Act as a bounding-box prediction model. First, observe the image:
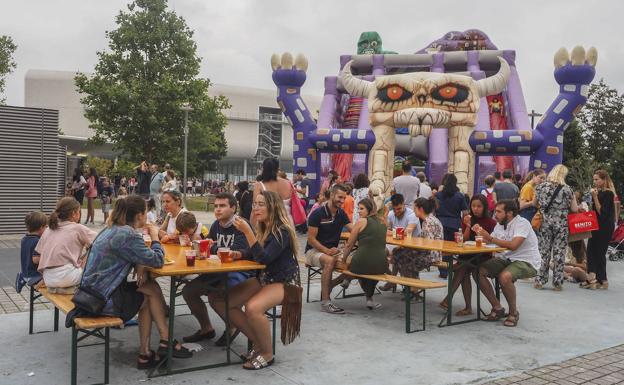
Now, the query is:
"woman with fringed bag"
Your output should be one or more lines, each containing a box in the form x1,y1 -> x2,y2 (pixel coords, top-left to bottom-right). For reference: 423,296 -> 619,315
216,190 -> 302,370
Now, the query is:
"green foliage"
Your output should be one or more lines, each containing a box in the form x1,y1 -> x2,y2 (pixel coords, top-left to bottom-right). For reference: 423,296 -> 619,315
85,156 -> 114,177
0,35 -> 17,104
75,0 -> 229,175
113,159 -> 138,177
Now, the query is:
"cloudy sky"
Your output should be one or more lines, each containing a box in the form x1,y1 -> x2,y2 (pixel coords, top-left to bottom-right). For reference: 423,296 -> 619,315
2,0 -> 622,113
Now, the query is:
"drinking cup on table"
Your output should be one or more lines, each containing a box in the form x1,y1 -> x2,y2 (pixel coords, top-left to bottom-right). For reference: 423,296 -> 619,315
396,227 -> 405,240
179,234 -> 191,247
475,235 -> 484,247
198,239 -> 211,259
218,247 -> 232,263
185,249 -> 196,267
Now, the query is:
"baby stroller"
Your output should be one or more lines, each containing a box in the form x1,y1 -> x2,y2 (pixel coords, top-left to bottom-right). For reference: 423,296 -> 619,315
607,220 -> 624,261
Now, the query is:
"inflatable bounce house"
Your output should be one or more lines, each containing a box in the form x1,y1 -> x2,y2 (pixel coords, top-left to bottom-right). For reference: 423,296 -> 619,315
271,30 -> 597,206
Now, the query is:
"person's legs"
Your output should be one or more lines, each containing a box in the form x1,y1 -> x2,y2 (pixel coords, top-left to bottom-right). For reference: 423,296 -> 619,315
536,225 -> 553,286
136,281 -> 169,339
137,299 -> 152,355
211,278 -> 262,343
243,283 -> 284,363
181,278 -> 214,334
498,270 -> 516,315
440,265 -> 467,308
477,259 -> 505,311
319,253 -> 337,302
552,230 -> 568,287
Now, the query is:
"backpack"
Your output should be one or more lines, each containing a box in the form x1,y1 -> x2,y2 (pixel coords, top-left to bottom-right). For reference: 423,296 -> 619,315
485,188 -> 495,212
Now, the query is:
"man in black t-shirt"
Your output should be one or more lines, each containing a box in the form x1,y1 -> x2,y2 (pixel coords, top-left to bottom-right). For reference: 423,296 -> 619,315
182,192 -> 250,346
306,184 -> 353,314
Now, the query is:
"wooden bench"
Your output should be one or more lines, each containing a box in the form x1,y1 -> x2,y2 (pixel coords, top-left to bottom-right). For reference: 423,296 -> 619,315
297,258 -> 446,332
30,287 -> 123,385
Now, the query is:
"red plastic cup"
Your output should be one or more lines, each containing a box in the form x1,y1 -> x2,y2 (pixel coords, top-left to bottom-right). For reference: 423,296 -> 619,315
185,250 -> 196,267
199,239 -> 211,259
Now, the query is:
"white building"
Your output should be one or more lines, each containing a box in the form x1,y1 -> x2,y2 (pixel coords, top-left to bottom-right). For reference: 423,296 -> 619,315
24,69 -> 321,181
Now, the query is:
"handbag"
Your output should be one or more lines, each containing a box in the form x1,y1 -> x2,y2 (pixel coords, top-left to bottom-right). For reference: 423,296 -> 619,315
568,210 -> 600,234
280,254 -> 303,345
290,183 -> 306,226
532,184 -> 564,230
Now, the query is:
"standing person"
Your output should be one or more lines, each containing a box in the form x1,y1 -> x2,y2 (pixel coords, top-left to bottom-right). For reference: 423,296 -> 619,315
305,184 -> 353,314
79,196 -> 192,368
533,165 -> 578,290
162,170 -> 177,192
149,164 -> 164,213
343,183 -> 355,223
320,170 -> 339,196
492,170 -> 520,203
84,167 -> 99,225
253,158 -> 294,226
294,169 -> 311,209
113,173 -> 121,197
213,191 -> 300,370
135,161 -> 151,198
436,174 -> 468,278
100,177 -> 115,224
474,200 -> 541,327
518,169 -> 546,222
440,194 -> 497,315
392,162 -> 420,206
416,171 -> 432,199
583,170 -> 616,290
480,175 -> 497,215
237,181 -> 253,221
35,197 -> 97,292
352,173 -> 371,223
341,198 -> 387,309
71,168 -> 87,206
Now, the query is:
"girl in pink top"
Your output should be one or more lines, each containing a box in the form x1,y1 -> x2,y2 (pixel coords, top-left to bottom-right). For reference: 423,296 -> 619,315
84,167 -> 98,224
36,197 -> 97,292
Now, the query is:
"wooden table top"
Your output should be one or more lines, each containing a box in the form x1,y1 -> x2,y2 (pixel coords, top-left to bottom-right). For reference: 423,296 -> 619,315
341,232 -> 507,255
149,243 -> 265,277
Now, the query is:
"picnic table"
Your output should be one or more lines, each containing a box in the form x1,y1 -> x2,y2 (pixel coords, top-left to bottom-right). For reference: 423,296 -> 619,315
341,232 -> 507,327
148,243 -> 265,377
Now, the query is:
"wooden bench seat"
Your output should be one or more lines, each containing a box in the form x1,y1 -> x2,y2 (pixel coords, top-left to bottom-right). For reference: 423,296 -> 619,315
30,287 -> 122,385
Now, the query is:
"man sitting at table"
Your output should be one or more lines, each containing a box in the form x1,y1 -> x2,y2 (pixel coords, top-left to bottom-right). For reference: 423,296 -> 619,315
474,199 -> 541,327
379,194 -> 421,291
181,192 -> 251,345
305,184 -> 353,314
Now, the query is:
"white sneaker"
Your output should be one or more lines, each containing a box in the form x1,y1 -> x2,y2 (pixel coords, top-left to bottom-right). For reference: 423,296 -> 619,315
321,302 -> 345,314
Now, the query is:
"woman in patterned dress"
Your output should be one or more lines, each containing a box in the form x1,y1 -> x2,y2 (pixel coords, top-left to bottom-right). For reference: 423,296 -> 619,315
351,173 -> 372,223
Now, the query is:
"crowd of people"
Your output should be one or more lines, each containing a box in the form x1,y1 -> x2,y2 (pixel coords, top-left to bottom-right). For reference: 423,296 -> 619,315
15,156 -> 621,371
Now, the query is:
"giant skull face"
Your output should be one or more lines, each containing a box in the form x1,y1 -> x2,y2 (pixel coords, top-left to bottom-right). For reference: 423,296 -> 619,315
341,57 -> 510,134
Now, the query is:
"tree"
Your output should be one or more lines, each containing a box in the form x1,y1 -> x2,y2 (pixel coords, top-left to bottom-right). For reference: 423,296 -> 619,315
75,0 -> 229,174
562,120 -> 585,164
0,35 -> 17,104
576,79 -> 624,165
85,156 -> 113,177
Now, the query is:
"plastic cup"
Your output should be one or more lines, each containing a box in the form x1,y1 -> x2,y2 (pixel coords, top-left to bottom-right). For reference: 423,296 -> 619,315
475,236 -> 484,247
179,234 -> 191,247
396,227 -> 405,240
198,239 -> 211,259
218,247 -> 232,263
185,249 -> 196,267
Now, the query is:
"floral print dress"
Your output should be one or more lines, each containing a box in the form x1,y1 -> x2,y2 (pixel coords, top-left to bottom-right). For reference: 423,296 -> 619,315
394,214 -> 444,278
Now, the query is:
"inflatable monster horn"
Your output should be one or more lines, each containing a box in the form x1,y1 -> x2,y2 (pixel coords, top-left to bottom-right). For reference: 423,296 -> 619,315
341,60 -> 374,97
476,57 -> 510,97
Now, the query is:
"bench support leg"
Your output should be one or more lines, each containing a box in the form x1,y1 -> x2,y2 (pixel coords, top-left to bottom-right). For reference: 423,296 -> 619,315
306,267 -> 311,303
104,327 -> 110,384
404,287 -> 410,333
54,307 -> 59,332
29,287 -> 35,335
71,326 -> 78,385
272,306 -> 277,355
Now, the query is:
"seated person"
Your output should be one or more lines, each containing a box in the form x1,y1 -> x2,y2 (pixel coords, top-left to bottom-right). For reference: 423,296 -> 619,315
36,197 -> 97,293
181,193 -> 251,346
159,190 -> 186,243
214,191 -> 300,370
440,194 -> 497,316
308,190 -> 330,220
474,199 -> 541,327
16,211 -> 48,292
394,198 -> 443,281
305,184 -> 353,314
341,198 -> 387,309
80,196 -> 191,369
380,193 -> 421,290
175,211 -> 209,241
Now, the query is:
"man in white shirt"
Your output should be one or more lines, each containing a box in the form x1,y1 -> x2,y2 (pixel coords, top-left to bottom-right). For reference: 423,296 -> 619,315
416,172 -> 432,199
474,199 -> 541,328
392,162 -> 420,206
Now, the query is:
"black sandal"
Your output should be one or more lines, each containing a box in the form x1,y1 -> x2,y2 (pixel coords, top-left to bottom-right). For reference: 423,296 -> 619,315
137,350 -> 159,369
157,339 -> 193,359
483,307 -> 506,322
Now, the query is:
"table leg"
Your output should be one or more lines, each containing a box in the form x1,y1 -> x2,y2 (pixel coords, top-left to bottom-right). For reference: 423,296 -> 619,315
476,256 -> 482,321
166,277 -> 177,374
224,276 -> 231,364
446,255 -> 455,326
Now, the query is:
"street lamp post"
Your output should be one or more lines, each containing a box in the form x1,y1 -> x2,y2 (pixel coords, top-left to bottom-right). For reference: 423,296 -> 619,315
528,109 -> 543,129
180,103 -> 193,202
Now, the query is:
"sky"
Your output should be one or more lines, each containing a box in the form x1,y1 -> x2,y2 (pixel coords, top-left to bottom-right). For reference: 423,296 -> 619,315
1,0 -> 623,114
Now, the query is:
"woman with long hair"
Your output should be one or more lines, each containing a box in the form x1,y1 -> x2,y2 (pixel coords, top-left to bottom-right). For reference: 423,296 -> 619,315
533,164 -> 578,290
35,197 -> 96,292
237,181 -> 253,220
583,169 -> 616,290
440,194 -> 497,315
341,198 -> 387,309
213,190 -> 300,370
435,173 -> 468,278
84,167 -> 98,224
80,196 -> 192,369
71,168 -> 87,206
253,157 -> 294,225
158,190 -> 186,242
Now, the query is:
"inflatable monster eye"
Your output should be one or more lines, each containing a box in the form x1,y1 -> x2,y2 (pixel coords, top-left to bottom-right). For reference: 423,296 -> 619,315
371,41 -> 378,47
378,84 -> 412,103
432,83 -> 469,104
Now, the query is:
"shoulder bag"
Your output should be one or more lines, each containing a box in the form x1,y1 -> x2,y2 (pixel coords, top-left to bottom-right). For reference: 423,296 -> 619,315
531,184 -> 564,230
